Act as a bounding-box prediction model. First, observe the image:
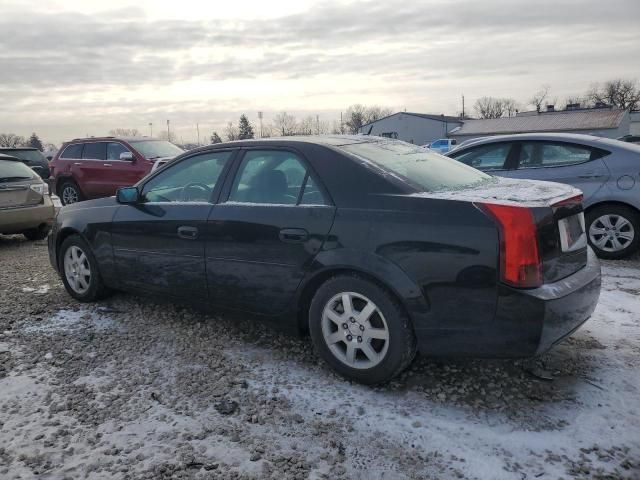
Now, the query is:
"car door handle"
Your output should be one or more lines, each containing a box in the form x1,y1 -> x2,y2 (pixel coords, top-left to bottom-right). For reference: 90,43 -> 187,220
279,228 -> 308,243
103,163 -> 112,167
74,162 -> 82,165
177,226 -> 199,240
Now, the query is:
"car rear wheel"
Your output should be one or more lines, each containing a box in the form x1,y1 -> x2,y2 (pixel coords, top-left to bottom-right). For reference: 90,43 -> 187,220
23,226 -> 50,241
59,235 -> 110,302
309,275 -> 416,384
60,181 -> 83,206
586,205 -> 639,259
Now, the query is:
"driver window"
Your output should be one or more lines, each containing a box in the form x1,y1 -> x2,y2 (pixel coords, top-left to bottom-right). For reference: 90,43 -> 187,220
142,151 -> 231,203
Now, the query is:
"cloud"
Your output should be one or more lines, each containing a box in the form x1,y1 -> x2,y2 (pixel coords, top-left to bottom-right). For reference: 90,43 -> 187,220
0,0 -> 638,143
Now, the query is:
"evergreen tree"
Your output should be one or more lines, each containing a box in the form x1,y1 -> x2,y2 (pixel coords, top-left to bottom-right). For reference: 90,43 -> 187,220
210,131 -> 222,144
28,132 -> 43,151
237,115 -> 255,140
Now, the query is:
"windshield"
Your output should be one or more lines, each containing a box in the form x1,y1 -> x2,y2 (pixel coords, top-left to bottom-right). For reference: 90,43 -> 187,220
129,140 -> 184,159
0,159 -> 36,182
339,140 -> 492,192
5,149 -> 46,162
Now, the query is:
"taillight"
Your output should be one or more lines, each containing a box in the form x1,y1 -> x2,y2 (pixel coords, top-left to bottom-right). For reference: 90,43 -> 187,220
478,203 -> 542,288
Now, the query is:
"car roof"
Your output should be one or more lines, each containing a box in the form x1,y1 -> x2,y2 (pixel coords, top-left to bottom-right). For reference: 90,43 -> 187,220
66,136 -> 159,143
0,147 -> 38,151
195,134 -> 396,150
0,153 -> 21,161
449,132 -> 640,154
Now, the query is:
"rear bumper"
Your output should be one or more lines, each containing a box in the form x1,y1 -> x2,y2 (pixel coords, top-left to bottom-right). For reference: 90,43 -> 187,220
414,248 -> 601,357
0,197 -> 55,234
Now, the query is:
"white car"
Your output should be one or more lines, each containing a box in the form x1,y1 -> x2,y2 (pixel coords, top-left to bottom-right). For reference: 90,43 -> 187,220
424,138 -> 457,154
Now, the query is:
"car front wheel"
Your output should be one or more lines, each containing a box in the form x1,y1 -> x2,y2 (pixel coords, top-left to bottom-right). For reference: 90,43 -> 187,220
59,181 -> 83,206
309,275 -> 416,384
586,205 -> 639,259
59,235 -> 110,302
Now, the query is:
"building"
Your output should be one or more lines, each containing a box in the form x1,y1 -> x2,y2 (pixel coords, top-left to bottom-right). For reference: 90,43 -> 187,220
630,111 -> 640,136
358,112 -> 463,145
448,106 -> 630,143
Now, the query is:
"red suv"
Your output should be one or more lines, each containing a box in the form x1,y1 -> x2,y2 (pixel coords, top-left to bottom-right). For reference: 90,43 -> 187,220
50,137 -> 184,205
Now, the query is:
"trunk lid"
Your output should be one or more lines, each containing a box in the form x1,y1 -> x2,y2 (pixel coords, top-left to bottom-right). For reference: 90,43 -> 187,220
420,177 -> 587,285
0,159 -> 42,208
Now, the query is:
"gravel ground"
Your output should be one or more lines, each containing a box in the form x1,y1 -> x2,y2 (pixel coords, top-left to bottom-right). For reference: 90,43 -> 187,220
0,234 -> 639,479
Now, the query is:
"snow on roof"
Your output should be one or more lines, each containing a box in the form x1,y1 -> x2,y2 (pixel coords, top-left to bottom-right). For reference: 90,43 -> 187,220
451,109 -> 627,136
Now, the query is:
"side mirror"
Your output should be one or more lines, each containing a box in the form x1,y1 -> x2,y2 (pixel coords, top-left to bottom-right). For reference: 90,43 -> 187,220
119,152 -> 134,161
116,186 -> 140,204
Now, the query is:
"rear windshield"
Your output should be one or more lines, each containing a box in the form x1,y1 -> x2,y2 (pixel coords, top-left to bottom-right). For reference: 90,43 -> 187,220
5,149 -> 46,163
128,140 -> 184,159
0,159 -> 36,181
339,140 -> 492,192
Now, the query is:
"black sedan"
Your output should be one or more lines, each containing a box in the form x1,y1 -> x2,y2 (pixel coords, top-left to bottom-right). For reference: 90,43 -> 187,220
49,136 -> 601,384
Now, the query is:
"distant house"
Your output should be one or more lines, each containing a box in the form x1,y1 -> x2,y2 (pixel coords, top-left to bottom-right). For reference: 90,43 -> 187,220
448,106 -> 630,143
358,112 -> 463,145
630,111 -> 640,136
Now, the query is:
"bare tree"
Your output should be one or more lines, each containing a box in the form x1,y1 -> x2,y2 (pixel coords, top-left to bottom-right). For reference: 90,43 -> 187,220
108,128 -> 140,137
272,112 -> 297,136
529,85 -> 555,112
157,131 -> 177,143
331,120 -> 346,135
297,116 -> 316,135
587,79 -> 640,111
345,104 -> 368,134
224,122 -> 239,141
503,99 -> 519,117
563,95 -> 585,107
473,97 -> 508,119
365,106 -> 393,123
0,133 -> 26,147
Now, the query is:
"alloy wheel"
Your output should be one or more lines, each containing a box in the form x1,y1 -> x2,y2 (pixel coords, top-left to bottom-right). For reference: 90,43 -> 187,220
62,186 -> 79,205
64,245 -> 91,294
321,292 -> 390,370
588,214 -> 635,253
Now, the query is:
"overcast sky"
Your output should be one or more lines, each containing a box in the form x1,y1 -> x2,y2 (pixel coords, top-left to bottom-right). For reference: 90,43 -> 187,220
1,0 -> 638,145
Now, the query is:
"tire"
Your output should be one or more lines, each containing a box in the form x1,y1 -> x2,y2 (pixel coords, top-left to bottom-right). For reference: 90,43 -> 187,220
23,226 -> 50,241
308,274 -> 416,385
586,204 -> 640,259
58,234 -> 111,302
59,180 -> 83,206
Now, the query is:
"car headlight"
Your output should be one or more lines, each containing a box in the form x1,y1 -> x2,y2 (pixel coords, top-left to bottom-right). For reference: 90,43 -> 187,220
30,183 -> 49,195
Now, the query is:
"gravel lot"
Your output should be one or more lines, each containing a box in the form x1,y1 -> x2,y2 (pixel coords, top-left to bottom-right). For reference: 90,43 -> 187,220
1,235 -> 639,479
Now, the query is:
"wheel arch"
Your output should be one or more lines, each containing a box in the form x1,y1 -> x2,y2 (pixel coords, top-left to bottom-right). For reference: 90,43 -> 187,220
585,200 -> 640,217
55,227 -> 85,267
56,176 -> 84,198
295,262 -> 423,336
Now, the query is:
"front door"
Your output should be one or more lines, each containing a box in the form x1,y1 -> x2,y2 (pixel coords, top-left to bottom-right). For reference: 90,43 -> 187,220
206,148 -> 336,315
111,149 -> 234,299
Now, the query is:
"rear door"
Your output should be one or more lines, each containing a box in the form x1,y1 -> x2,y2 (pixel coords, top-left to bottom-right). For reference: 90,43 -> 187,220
74,142 -> 110,198
206,148 -> 336,314
499,141 -> 610,204
54,143 -> 84,191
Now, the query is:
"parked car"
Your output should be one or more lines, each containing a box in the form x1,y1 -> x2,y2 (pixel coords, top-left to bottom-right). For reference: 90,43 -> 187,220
50,137 -> 184,206
49,136 -> 600,384
425,138 -> 457,154
0,147 -> 51,179
447,133 -> 640,259
0,154 -> 55,240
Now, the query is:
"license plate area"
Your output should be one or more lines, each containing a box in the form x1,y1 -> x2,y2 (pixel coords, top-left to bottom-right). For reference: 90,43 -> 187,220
558,212 -> 587,252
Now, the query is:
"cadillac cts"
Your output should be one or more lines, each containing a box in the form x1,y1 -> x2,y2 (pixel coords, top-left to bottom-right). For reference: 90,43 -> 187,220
49,136 -> 601,384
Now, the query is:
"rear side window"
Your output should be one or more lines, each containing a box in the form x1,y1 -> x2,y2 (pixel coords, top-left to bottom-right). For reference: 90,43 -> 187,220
518,142 -> 598,168
6,150 -> 46,162
450,143 -> 511,170
0,160 -> 35,180
340,140 -> 491,192
82,142 -> 107,160
61,144 -> 83,159
228,150 -> 324,205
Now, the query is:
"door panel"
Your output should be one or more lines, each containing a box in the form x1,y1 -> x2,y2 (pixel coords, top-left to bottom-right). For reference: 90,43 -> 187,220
75,142 -> 109,198
206,204 -> 335,314
105,142 -> 150,196
112,203 -> 213,299
498,142 -> 610,203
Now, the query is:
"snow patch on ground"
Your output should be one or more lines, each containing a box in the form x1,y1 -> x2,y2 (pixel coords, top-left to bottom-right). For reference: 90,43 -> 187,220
22,308 -> 116,334
21,284 -> 50,294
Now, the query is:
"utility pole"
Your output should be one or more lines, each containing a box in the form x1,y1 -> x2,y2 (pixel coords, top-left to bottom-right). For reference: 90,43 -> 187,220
166,120 -> 170,141
316,114 -> 320,135
258,112 -> 263,138
461,94 -> 465,119
196,123 -> 200,146
149,122 -> 153,137
340,112 -> 343,134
